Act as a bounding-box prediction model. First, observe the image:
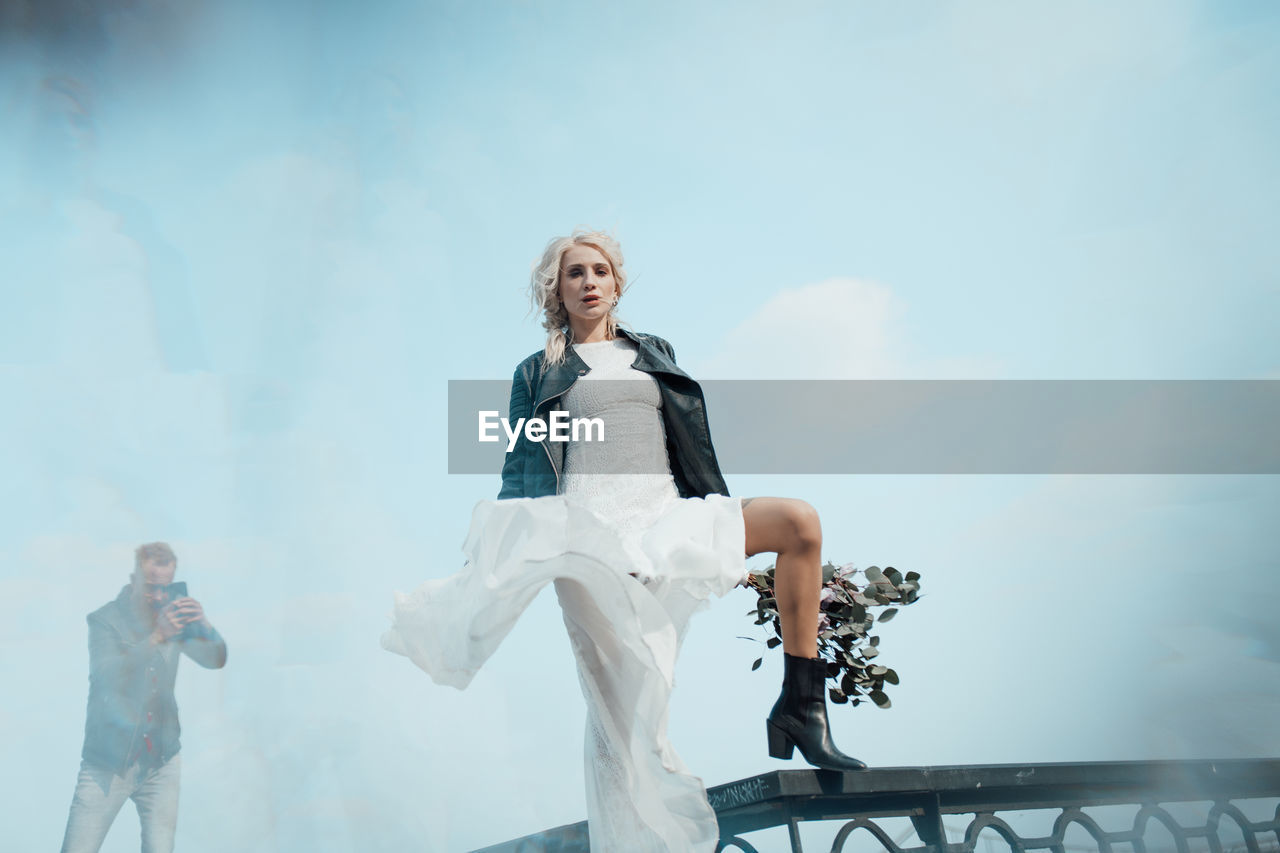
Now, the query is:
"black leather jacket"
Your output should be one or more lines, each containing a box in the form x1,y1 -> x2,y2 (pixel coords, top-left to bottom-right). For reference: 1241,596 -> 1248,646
498,327 -> 730,500
80,585 -> 227,775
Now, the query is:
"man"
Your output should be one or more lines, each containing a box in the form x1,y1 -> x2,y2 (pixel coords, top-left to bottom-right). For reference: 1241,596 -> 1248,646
60,542 -> 227,853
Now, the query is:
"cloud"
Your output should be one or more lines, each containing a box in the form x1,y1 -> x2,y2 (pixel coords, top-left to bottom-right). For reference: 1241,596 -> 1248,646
695,277 -> 1002,379
695,278 -> 902,379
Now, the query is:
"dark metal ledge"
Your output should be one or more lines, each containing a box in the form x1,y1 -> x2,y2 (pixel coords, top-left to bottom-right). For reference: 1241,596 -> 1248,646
474,758 -> 1280,852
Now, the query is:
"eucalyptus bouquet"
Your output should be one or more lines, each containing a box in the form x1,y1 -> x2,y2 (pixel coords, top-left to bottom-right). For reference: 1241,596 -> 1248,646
745,562 -> 922,708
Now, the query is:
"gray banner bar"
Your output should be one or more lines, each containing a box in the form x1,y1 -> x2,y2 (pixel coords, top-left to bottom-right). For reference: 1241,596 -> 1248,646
448,380 -> 1280,475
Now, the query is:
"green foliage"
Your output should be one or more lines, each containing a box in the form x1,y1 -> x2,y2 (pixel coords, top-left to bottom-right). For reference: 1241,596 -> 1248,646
744,562 -> 923,711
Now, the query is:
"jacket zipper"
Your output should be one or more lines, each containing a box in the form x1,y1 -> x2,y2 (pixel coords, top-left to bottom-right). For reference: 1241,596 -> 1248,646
541,422 -> 559,493
533,389 -> 567,493
532,351 -> 599,494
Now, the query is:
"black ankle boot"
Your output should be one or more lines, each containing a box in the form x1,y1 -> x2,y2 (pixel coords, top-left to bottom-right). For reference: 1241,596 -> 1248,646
766,653 -> 868,771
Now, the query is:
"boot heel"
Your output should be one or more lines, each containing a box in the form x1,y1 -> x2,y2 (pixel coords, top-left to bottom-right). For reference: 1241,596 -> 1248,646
766,722 -> 794,759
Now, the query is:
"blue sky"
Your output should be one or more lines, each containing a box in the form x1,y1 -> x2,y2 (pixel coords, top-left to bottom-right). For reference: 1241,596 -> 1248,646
2,2 -> 1278,851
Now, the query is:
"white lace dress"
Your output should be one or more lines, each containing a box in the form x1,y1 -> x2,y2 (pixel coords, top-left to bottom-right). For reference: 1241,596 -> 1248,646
383,338 -> 746,852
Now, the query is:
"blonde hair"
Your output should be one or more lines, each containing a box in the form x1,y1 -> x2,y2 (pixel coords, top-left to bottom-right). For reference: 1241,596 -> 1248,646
529,228 -> 628,364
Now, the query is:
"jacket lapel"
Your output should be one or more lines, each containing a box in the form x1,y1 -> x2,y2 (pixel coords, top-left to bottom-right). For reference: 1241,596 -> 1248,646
108,585 -> 149,643
616,328 -> 689,378
534,347 -> 589,411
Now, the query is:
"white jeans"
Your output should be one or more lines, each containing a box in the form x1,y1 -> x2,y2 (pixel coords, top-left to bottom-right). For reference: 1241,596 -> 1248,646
59,754 -> 181,853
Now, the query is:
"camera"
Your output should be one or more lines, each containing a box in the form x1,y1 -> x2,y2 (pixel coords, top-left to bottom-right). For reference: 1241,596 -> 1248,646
161,581 -> 210,641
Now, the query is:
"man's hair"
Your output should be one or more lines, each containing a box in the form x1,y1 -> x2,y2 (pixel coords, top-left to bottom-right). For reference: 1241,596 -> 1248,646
135,542 -> 177,568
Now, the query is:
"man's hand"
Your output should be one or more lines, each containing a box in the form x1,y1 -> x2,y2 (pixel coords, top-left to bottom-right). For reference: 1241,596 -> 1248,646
151,602 -> 187,643
170,597 -> 207,628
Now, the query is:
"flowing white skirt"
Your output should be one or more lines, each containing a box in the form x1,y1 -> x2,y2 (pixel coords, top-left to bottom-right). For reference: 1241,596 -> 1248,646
382,492 -> 746,852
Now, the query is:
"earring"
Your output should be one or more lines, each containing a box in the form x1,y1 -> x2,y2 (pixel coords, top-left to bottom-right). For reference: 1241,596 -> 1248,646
612,296 -> 619,306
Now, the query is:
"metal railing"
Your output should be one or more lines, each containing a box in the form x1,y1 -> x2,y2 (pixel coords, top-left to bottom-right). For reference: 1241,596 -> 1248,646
474,758 -> 1280,853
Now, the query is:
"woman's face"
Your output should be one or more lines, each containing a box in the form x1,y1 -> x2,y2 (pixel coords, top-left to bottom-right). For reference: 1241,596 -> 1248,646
558,244 -> 617,325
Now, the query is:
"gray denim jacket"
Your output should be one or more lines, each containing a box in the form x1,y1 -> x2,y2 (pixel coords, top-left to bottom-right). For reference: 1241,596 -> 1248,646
80,586 -> 227,775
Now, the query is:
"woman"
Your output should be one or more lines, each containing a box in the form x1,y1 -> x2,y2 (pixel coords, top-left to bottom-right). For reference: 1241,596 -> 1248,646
384,229 -> 865,852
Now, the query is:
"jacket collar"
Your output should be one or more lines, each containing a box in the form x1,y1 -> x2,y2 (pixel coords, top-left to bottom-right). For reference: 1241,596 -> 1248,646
534,341 -> 588,408
107,583 -> 153,637
535,327 -> 682,409
616,327 -> 681,375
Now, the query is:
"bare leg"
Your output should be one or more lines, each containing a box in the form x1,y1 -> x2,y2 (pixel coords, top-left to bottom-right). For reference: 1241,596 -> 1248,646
742,496 -> 822,658
742,496 -> 868,770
